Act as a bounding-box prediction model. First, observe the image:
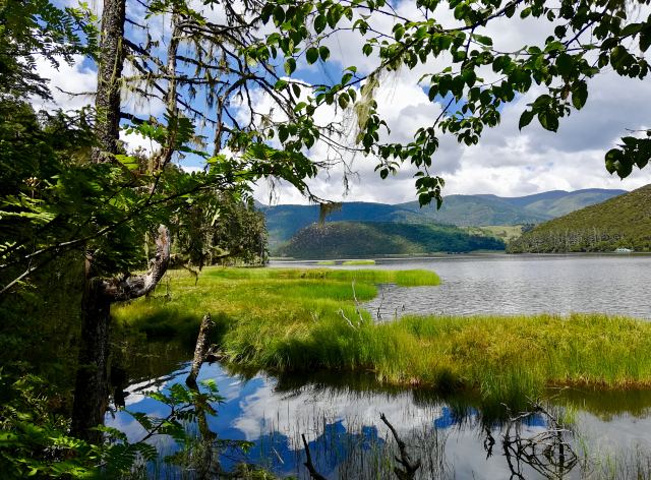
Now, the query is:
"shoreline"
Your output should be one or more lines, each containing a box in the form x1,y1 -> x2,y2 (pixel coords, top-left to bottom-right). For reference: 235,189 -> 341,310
114,266 -> 651,405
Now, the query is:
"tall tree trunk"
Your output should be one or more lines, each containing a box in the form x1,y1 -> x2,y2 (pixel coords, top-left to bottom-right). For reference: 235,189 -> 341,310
71,0 -> 127,444
93,0 -> 126,162
72,226 -> 171,442
71,278 -> 112,444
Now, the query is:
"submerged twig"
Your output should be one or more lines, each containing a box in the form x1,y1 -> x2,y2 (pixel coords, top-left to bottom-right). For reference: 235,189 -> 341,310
380,413 -> 422,480
186,313 -> 216,388
301,433 -> 327,480
501,399 -> 578,479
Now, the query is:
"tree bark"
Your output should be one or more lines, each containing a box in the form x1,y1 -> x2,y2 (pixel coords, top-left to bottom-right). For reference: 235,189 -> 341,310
186,313 -> 215,388
71,277 -> 112,444
93,0 -> 126,162
72,225 -> 170,442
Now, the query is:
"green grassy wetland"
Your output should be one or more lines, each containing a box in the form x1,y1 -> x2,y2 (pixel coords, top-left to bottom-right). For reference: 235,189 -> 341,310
115,267 -> 651,407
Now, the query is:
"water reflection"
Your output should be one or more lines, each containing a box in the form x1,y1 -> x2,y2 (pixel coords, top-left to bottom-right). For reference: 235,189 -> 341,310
106,354 -> 651,479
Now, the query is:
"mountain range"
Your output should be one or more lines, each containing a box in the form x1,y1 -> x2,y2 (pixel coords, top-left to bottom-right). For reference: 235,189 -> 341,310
260,188 -> 626,249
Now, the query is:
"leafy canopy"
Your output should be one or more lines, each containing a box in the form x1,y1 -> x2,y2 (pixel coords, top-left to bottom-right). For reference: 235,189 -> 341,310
241,0 -> 651,205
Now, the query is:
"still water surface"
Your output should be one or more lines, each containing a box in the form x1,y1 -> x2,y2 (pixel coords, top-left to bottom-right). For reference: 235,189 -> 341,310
276,254 -> 651,319
108,255 -> 651,478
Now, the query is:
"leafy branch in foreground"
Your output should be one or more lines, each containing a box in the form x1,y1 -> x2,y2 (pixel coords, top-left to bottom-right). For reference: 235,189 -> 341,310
247,0 -> 651,204
0,370 -> 238,480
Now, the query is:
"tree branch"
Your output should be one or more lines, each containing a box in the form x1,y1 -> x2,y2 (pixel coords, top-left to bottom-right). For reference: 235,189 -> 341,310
380,413 -> 421,480
100,224 -> 170,301
301,433 -> 327,480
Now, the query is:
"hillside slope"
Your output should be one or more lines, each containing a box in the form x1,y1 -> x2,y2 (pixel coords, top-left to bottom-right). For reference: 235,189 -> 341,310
507,184 -> 651,253
398,195 -> 550,226
262,189 -> 625,246
277,222 -> 505,259
516,188 -> 627,217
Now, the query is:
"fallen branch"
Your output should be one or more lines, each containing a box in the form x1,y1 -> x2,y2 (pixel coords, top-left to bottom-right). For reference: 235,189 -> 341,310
380,413 -> 422,480
301,433 -> 327,480
186,313 -> 216,388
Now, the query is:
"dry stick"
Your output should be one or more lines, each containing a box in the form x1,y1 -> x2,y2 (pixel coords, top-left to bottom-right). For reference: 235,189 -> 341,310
186,313 -> 216,388
301,433 -> 327,480
184,313 -> 220,479
380,413 -> 422,480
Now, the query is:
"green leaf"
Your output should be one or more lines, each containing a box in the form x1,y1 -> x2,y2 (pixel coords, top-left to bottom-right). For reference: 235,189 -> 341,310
284,58 -> 296,75
306,47 -> 319,64
571,81 -> 588,110
393,24 -> 405,41
314,15 -> 327,33
319,46 -> 330,61
556,53 -> 573,76
519,109 -> 535,130
272,6 -> 285,25
473,34 -> 493,47
641,31 -> 651,53
538,110 -> 559,132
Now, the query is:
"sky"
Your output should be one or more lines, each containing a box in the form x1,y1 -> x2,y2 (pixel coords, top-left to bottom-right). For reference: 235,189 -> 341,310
37,0 -> 651,205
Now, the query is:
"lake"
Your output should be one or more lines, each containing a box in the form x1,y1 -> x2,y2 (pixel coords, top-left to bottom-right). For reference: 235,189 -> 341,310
276,254 -> 651,319
107,255 -> 651,478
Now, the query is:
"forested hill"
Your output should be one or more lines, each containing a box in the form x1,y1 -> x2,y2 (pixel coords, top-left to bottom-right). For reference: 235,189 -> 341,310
507,184 -> 651,253
260,188 -> 625,247
276,222 -> 505,259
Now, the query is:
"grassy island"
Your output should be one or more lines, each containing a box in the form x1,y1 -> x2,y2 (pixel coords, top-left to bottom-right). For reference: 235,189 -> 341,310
115,267 -> 651,406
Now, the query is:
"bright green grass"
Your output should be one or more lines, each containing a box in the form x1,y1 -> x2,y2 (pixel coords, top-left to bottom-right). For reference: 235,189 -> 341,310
316,260 -> 336,265
115,266 -> 651,406
342,259 -> 376,265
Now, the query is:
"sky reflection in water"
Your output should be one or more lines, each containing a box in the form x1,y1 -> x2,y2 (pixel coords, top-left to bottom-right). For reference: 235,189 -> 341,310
108,256 -> 651,478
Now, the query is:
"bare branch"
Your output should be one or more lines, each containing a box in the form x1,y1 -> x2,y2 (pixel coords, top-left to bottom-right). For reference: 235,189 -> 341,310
301,433 -> 327,480
100,224 -> 170,301
380,413 -> 422,480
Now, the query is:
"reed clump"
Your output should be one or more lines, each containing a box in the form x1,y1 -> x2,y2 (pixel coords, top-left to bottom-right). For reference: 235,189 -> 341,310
114,267 -> 651,404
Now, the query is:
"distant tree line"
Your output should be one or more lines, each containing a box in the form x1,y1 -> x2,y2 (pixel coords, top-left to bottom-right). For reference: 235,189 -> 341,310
507,228 -> 650,253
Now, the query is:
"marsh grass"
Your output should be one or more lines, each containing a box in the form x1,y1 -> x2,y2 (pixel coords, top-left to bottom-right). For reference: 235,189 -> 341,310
115,266 -> 651,408
342,259 -> 376,265
316,260 -> 336,265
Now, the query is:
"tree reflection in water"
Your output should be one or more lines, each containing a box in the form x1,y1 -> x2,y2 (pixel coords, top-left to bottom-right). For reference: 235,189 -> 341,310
483,401 -> 578,480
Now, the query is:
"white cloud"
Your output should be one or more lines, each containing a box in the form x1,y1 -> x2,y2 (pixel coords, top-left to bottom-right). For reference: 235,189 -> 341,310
253,0 -> 651,204
39,0 -> 651,204
32,55 -> 97,111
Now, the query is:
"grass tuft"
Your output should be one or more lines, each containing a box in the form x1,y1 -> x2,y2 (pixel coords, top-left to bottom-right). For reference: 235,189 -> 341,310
115,266 -> 651,407
342,259 -> 376,265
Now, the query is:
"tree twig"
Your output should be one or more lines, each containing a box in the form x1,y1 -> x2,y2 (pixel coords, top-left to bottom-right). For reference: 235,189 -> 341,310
301,433 -> 327,480
380,413 -> 422,480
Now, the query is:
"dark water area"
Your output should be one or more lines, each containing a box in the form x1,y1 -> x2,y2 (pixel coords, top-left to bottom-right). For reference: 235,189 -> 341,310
274,254 -> 651,319
107,255 -> 651,478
